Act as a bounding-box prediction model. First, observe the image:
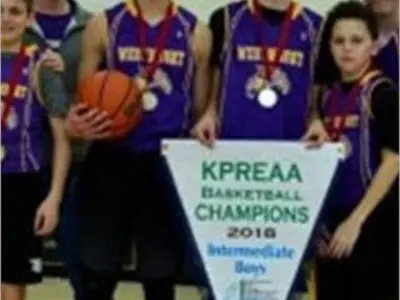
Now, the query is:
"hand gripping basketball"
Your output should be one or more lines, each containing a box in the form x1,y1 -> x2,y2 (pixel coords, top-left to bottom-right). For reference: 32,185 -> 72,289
77,70 -> 144,138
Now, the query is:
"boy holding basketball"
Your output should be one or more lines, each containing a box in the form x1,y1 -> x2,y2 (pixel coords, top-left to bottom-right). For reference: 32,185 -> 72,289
1,0 -> 71,299
64,0 -> 211,299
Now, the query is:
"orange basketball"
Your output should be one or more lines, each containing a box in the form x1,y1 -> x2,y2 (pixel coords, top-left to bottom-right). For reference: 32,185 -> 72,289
77,70 -> 143,137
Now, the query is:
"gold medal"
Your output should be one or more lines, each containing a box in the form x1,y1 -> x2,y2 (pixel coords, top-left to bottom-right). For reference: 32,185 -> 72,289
253,76 -> 265,91
135,76 -> 148,91
1,144 -> 6,161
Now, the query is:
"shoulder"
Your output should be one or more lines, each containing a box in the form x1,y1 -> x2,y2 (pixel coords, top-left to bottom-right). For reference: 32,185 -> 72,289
225,0 -> 248,13
299,5 -> 322,22
209,6 -> 224,23
210,1 -> 248,21
209,1 -> 247,29
175,5 -> 199,32
105,1 -> 126,14
366,75 -> 398,114
296,5 -> 323,35
209,6 -> 225,34
104,2 -> 128,25
82,11 -> 109,50
370,77 -> 397,102
86,12 -> 108,32
71,1 -> 92,23
176,5 -> 197,21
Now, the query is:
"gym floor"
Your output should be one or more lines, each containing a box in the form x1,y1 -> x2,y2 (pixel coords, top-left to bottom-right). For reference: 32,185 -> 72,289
29,278 -> 312,300
29,278 -> 203,300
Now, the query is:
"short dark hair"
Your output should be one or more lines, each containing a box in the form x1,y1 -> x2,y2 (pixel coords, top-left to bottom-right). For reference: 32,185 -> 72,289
22,0 -> 33,13
314,1 -> 379,85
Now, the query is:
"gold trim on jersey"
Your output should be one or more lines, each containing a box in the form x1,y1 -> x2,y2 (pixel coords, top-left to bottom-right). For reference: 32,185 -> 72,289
247,0 -> 302,20
359,69 -> 381,86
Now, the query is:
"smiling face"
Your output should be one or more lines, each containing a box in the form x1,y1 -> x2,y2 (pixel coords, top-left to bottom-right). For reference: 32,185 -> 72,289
330,18 -> 376,79
1,0 -> 32,47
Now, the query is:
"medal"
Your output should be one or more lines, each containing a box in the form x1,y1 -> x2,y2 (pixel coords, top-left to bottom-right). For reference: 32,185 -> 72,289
258,87 -> 278,108
136,0 -> 173,80
1,46 -> 26,162
327,70 -> 379,141
253,76 -> 265,91
135,76 -> 148,91
2,46 -> 26,128
252,0 -> 295,108
340,135 -> 352,159
142,92 -> 159,111
1,144 -> 6,161
7,109 -> 18,130
134,1 -> 173,110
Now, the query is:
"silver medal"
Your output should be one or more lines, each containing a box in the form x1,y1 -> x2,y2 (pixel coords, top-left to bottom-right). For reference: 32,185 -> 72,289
258,87 -> 278,108
142,92 -> 159,111
7,109 -> 18,130
340,135 -> 352,159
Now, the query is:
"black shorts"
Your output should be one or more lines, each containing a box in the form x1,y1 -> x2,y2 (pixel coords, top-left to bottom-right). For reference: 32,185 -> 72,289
2,172 -> 45,285
76,142 -> 185,280
316,202 -> 397,300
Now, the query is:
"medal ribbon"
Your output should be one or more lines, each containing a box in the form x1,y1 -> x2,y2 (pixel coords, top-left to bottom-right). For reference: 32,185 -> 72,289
135,0 -> 174,81
1,46 -> 26,128
253,0 -> 295,80
327,70 -> 379,141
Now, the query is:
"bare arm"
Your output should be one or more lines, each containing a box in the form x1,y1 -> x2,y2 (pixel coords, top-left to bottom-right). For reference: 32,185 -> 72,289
192,21 -> 212,120
204,7 -> 225,119
64,13 -> 112,140
47,116 -> 72,204
207,68 -> 221,117
308,85 -> 323,122
79,13 -> 108,81
33,60 -> 71,206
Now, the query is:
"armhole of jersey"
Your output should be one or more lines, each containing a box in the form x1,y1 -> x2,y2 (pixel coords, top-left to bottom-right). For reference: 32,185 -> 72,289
31,62 -> 45,107
221,6 -> 231,63
296,10 -> 321,120
362,77 -> 392,120
103,4 -> 129,68
174,8 -> 197,65
105,9 -> 122,68
103,11 -> 111,47
189,18 -> 198,60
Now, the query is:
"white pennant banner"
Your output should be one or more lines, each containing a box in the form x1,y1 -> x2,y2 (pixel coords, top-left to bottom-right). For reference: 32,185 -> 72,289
163,140 -> 343,300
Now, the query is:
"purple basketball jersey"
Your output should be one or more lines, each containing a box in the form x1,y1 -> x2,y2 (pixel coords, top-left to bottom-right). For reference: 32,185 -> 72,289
1,46 -> 47,174
375,32 -> 399,85
321,72 -> 388,209
105,2 -> 197,152
219,1 -> 322,140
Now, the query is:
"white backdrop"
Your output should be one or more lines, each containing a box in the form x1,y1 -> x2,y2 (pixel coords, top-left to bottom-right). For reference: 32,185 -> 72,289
79,0 -> 339,20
